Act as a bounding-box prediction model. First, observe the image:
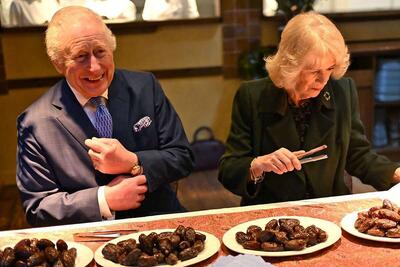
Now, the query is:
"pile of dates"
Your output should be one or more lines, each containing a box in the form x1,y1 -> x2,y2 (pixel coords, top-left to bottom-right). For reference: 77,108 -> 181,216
235,218 -> 328,251
0,238 -> 77,267
355,199 -> 400,237
102,225 -> 206,266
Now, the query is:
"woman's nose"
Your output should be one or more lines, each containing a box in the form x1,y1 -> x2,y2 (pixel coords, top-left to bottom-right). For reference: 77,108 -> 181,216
317,71 -> 330,84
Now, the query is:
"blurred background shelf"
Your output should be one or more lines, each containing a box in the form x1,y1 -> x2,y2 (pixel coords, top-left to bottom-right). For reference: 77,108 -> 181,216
373,146 -> 400,161
375,100 -> 400,108
347,40 -> 400,162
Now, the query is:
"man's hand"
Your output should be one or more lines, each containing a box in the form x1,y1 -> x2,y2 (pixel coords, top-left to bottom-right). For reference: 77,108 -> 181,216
105,175 -> 148,211
85,137 -> 137,174
251,148 -> 304,176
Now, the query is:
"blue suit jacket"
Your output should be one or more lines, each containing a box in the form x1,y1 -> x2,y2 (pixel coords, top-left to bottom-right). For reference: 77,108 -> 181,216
17,69 -> 194,226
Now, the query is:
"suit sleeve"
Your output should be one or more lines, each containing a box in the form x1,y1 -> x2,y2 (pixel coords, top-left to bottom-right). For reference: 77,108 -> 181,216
16,115 -> 102,226
344,78 -> 399,190
135,74 -> 194,192
218,85 -> 258,198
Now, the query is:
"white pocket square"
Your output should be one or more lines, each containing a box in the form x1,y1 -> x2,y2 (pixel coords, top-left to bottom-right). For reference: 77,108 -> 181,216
133,116 -> 152,132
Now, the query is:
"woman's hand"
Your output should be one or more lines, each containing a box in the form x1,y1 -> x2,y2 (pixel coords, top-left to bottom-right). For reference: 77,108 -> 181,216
251,148 -> 305,176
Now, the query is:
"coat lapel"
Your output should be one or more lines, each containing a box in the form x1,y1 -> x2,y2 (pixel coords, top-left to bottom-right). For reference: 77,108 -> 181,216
302,82 -> 336,195
303,82 -> 335,150
52,80 -> 98,149
259,86 -> 301,151
258,85 -> 305,185
265,115 -> 301,151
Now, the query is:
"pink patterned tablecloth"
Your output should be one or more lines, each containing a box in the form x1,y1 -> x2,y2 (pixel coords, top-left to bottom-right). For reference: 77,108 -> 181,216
2,197 -> 400,266
76,198 -> 400,266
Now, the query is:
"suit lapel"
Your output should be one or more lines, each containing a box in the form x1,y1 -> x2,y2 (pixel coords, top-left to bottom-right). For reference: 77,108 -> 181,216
108,72 -> 133,144
52,80 -> 98,149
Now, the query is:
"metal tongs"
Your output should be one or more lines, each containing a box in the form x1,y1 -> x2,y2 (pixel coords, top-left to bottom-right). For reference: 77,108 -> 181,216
73,229 -> 138,242
251,145 -> 328,184
297,144 -> 328,164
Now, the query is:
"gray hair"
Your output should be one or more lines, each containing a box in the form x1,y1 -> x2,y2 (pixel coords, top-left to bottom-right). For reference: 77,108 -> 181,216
45,6 -> 116,67
266,12 -> 350,89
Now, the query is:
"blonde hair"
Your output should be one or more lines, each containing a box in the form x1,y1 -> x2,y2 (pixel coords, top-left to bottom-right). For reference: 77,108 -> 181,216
45,6 -> 116,67
266,12 -> 350,89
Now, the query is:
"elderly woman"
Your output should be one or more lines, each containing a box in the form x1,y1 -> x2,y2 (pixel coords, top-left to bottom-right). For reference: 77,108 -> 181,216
218,12 -> 400,206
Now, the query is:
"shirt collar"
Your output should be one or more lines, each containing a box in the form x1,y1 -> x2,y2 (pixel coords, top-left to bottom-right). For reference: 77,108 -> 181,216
67,80 -> 109,107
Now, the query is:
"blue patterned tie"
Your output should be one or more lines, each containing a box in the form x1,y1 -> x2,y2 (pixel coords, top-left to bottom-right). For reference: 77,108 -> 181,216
90,96 -> 113,138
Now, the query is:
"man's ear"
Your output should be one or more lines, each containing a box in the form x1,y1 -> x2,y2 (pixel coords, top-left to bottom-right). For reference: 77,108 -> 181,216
51,60 -> 66,75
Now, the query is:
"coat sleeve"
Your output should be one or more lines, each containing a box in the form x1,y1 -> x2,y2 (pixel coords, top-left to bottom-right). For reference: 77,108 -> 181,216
218,84 -> 259,198
344,78 -> 399,190
16,114 -> 102,226
135,74 -> 194,192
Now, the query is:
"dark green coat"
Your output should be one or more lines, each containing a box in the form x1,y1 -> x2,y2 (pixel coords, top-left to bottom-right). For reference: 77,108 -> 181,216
218,77 -> 398,206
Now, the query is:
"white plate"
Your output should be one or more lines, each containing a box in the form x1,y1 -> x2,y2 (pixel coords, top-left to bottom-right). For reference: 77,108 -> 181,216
341,210 -> 400,243
222,216 -> 341,257
1,241 -> 93,267
94,229 -> 220,266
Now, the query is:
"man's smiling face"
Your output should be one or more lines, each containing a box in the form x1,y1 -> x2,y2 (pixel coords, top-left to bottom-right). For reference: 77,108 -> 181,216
59,17 -> 115,98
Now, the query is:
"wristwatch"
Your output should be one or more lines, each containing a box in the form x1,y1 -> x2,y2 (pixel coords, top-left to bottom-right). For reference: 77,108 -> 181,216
130,163 -> 143,176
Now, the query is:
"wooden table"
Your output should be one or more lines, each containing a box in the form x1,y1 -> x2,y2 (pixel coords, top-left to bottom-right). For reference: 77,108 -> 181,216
1,191 -> 399,266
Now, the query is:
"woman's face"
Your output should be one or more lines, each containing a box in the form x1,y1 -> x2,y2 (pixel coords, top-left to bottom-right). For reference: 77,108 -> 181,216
291,53 -> 335,104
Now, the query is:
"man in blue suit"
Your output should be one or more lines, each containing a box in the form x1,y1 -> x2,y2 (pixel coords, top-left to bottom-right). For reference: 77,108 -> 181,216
16,6 -> 194,226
